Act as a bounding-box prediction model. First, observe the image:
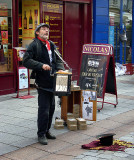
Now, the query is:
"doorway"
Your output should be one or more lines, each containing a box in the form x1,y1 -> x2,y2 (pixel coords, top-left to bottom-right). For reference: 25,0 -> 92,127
63,2 -> 84,82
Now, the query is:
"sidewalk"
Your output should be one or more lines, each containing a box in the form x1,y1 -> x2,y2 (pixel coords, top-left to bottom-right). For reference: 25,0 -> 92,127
0,75 -> 134,160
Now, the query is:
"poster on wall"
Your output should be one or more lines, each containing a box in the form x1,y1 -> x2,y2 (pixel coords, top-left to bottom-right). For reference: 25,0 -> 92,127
0,17 -> 8,30
19,67 -> 28,89
1,31 -> 8,44
81,90 -> 97,121
42,2 -> 63,54
22,0 -> 40,48
0,3 -> 8,16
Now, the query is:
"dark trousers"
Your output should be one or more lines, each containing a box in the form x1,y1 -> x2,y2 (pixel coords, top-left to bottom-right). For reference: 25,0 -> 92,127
37,89 -> 55,137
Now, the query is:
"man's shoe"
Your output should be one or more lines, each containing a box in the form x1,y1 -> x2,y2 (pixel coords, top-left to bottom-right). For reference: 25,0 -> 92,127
46,132 -> 56,139
38,136 -> 48,145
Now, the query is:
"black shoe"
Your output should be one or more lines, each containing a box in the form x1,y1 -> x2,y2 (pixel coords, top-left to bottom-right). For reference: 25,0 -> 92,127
38,136 -> 48,145
46,132 -> 56,139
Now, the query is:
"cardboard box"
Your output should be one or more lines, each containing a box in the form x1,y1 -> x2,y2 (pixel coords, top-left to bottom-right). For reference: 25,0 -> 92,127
68,125 -> 77,131
78,124 -> 87,130
54,124 -> 64,129
55,119 -> 64,125
67,113 -> 74,119
67,118 -> 77,125
76,118 -> 87,125
74,113 -> 80,119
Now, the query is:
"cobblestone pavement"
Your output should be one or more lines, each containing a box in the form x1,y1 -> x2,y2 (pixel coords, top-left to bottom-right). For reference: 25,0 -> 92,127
0,75 -> 134,160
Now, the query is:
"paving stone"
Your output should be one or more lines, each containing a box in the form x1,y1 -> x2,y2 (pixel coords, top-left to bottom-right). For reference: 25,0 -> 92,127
4,146 -> 50,160
73,154 -> 85,159
33,139 -> 72,153
56,144 -> 86,157
113,151 -> 129,158
0,156 -> 11,160
129,132 -> 134,135
97,153 -> 113,159
110,156 -> 133,160
9,138 -> 37,148
82,156 -> 99,160
57,131 -> 90,145
0,124 -> 31,135
125,148 -> 134,155
16,129 -> 37,139
0,143 -> 19,156
82,151 -> 100,156
0,132 -> 28,144
119,136 -> 134,143
39,154 -> 74,160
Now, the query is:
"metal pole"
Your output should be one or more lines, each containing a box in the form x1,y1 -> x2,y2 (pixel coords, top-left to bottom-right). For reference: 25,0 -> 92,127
120,0 -> 123,64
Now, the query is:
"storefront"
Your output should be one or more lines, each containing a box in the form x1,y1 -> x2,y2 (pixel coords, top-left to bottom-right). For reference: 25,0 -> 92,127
109,0 -> 133,64
0,0 -> 18,95
93,0 -> 134,64
0,0 -> 92,95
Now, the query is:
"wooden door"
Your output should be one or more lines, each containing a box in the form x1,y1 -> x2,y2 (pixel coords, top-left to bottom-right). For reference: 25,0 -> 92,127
63,2 -> 83,82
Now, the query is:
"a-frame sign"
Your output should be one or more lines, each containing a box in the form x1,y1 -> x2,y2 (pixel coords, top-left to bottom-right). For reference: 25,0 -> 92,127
79,43 -> 118,111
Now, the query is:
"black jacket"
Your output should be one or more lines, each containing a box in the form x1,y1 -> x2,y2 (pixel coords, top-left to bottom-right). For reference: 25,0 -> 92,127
22,38 -> 65,90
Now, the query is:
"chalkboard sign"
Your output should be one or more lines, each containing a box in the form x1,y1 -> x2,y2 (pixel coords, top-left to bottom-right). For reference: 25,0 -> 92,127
79,54 -> 107,97
79,44 -> 117,105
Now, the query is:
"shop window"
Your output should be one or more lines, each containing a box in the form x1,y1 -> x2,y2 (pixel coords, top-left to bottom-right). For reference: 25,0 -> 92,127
19,0 -> 40,48
123,0 -> 132,63
109,0 -> 132,63
0,0 -> 13,73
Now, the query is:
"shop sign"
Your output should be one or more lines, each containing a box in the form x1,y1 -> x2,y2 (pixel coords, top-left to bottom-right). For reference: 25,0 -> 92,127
83,44 -> 110,55
79,44 -> 116,98
42,2 -> 63,54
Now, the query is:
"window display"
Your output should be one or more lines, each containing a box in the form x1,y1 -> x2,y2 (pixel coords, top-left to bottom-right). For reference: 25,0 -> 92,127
0,0 -> 12,73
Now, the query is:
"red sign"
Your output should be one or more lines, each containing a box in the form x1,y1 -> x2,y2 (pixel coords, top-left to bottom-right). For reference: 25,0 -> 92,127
42,2 -> 63,54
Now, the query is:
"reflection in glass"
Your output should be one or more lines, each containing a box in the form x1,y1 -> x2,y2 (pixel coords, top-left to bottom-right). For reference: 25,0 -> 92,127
109,0 -> 132,63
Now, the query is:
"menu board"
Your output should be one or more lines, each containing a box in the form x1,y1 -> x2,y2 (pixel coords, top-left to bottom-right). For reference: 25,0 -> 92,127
42,2 -> 63,54
79,44 -> 117,98
79,54 -> 107,97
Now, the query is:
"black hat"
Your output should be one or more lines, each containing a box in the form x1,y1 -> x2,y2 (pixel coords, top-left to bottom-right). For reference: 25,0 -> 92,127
35,23 -> 50,36
96,133 -> 116,146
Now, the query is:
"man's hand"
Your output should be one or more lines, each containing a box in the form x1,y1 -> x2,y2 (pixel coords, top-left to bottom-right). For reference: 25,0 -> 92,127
42,64 -> 51,70
57,70 -> 64,72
